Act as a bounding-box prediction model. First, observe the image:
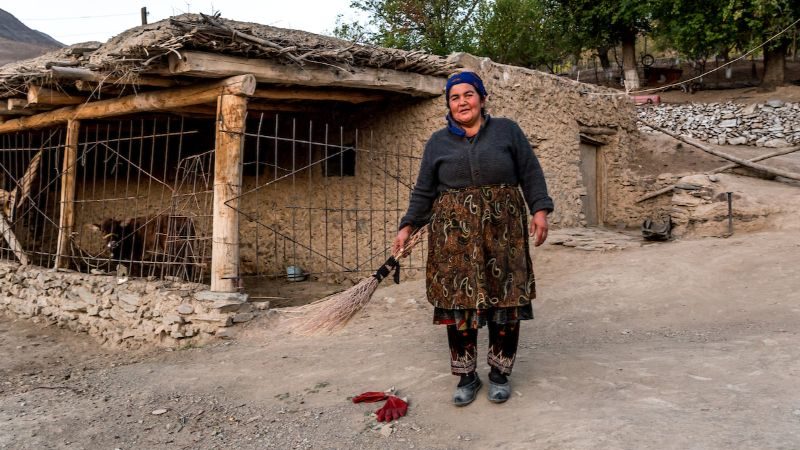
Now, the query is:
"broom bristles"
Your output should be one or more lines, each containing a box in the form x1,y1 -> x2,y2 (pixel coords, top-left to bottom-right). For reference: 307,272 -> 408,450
286,225 -> 428,335
288,277 -> 380,334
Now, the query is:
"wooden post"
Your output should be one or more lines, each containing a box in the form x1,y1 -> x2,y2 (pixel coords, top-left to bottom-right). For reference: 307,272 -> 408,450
141,7 -> 148,25
0,212 -> 29,265
55,120 -> 80,269
210,94 -> 247,292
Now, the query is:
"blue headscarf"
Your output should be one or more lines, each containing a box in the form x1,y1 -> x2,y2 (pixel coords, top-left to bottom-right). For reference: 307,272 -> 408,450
445,71 -> 488,137
445,71 -> 488,103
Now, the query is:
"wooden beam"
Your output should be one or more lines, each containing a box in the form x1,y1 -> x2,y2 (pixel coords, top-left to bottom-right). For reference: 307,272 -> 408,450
642,121 -> 800,181
211,94 -> 247,293
7,98 -> 28,110
0,108 -> 35,117
7,98 -> 56,114
50,66 -> 176,88
0,74 -> 256,133
709,146 -> 800,174
73,80 -> 125,96
168,51 -> 445,97
55,120 -> 80,269
247,102 -> 319,113
0,212 -> 29,265
636,145 -> 800,203
27,85 -> 86,107
171,105 -> 218,117
252,87 -> 386,103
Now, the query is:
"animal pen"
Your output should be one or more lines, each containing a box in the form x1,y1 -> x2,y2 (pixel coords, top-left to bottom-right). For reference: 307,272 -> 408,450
0,14 -> 453,298
0,109 -> 429,283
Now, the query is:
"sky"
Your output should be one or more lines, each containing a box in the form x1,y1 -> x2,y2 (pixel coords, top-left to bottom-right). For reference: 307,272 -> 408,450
2,0 -> 359,45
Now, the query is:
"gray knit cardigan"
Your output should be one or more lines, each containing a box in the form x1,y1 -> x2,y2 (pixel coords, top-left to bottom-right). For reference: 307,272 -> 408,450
399,116 -> 554,230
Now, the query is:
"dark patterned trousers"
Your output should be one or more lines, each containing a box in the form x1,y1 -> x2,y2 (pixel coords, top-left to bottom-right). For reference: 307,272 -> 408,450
446,321 -> 520,375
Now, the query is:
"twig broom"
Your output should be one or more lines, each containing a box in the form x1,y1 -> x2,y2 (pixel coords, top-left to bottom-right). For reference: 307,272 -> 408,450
287,226 -> 428,335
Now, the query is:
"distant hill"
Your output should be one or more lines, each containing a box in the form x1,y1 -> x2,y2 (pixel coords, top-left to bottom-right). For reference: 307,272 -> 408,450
0,8 -> 63,66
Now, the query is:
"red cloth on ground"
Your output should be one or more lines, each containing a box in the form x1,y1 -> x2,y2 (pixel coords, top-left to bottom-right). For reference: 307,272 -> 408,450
375,396 -> 408,422
352,391 -> 388,403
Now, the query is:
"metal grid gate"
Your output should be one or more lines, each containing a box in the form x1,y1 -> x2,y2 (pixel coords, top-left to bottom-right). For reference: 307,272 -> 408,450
0,116 -> 213,283
232,113 -> 425,283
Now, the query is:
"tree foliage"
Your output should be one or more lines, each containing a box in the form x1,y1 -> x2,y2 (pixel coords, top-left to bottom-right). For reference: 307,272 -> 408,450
475,0 -> 578,70
334,0 -> 800,84
722,0 -> 800,84
653,0 -> 735,61
723,0 -> 799,47
334,0 -> 484,55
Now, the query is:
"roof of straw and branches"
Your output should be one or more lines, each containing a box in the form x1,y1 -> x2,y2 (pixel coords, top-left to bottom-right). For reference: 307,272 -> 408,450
0,13 -> 458,99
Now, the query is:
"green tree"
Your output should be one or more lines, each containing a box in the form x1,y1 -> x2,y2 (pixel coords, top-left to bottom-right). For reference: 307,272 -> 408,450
653,0 -> 735,63
475,0 -> 578,71
723,0 -> 800,86
557,0 -> 655,89
334,0 -> 485,55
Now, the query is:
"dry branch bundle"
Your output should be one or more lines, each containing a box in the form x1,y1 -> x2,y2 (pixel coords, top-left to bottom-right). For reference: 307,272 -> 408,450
286,226 -> 428,335
0,13 -> 458,99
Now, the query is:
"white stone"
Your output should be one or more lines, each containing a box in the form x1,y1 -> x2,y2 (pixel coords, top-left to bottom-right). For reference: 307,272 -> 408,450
764,138 -> 790,148
176,304 -> 194,315
163,314 -> 184,325
727,136 -> 747,145
117,291 -> 141,307
233,312 -> 254,323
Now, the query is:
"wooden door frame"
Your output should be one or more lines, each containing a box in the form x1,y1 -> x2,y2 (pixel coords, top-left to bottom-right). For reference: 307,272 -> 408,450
579,134 -> 606,226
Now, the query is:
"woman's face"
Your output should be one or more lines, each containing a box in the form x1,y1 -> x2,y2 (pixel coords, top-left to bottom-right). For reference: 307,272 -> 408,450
448,83 -> 484,127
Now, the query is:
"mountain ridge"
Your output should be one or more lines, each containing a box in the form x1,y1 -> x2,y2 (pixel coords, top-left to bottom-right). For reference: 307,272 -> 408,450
0,8 -> 63,66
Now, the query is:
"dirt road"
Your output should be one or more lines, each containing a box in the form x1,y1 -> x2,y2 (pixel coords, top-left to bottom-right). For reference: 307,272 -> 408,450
2,229 -> 800,449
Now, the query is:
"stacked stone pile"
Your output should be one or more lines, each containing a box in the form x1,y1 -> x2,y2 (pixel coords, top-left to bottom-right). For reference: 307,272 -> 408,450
638,100 -> 800,147
0,262 -> 266,348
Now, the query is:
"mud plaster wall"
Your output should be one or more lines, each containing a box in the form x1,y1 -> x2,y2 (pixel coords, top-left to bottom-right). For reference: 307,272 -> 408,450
234,136 -> 429,283
0,261 -> 263,348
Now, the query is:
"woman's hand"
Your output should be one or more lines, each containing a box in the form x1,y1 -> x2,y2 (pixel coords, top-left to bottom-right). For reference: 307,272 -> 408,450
393,225 -> 413,255
529,210 -> 549,247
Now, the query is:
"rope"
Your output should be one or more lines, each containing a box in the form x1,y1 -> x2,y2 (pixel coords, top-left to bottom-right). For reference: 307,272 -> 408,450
583,16 -> 800,97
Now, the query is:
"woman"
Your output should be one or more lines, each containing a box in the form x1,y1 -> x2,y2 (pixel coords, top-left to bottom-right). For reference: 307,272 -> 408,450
393,71 -> 553,406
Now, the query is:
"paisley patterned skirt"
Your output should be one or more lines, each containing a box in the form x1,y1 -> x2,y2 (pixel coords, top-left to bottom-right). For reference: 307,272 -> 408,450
426,184 -> 536,325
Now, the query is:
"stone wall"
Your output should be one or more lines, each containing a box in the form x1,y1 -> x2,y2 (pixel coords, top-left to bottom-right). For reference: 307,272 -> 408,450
0,261 -> 264,348
639,101 -> 800,147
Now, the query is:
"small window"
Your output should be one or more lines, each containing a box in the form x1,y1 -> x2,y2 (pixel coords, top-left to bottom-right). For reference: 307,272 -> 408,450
322,146 -> 356,177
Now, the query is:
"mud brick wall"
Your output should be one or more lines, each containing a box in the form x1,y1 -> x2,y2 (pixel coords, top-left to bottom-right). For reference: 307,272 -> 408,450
0,262 -> 264,348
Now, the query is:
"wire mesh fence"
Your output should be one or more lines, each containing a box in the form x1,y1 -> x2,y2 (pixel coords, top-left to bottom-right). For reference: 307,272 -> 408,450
1,112 -> 423,286
233,112 -> 425,283
0,128 -> 65,267
0,116 -> 213,283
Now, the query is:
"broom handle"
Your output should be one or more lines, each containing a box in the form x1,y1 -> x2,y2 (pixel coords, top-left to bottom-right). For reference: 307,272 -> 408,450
373,225 -> 429,283
393,224 -> 428,259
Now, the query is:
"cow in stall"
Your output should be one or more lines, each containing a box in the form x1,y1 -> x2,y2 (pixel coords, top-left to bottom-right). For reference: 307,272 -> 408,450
90,214 -> 197,279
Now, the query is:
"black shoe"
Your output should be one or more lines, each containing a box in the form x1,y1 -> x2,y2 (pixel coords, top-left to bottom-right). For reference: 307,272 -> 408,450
453,374 -> 482,406
488,378 -> 511,403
